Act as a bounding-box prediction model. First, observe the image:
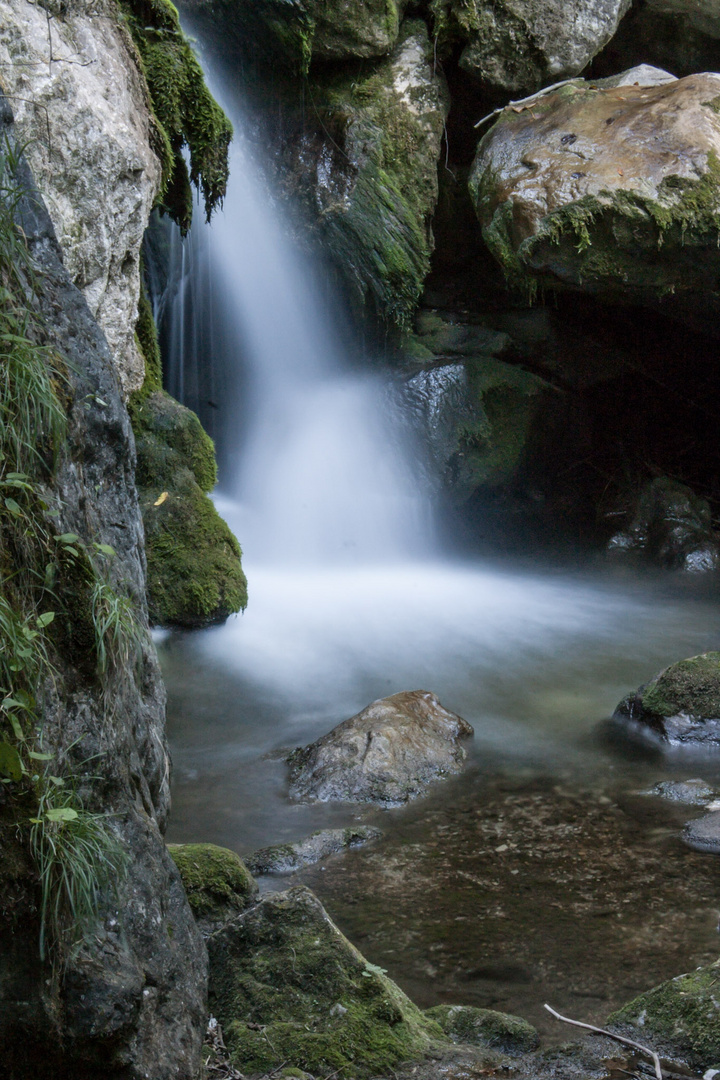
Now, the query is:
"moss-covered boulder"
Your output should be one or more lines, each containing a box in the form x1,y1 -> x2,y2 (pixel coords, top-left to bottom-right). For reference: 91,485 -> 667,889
606,477 -> 719,572
430,0 -> 630,94
470,70 -> 720,333
614,652 -> 720,748
132,389 -> 247,628
208,885 -> 446,1077
278,19 -> 449,329
609,960 -> 720,1068
181,0 -> 407,71
425,1004 -> 539,1054
168,843 -> 258,934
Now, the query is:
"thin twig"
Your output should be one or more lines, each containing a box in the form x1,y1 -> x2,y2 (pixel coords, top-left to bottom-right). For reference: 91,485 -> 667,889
474,78 -> 581,129
544,1004 -> 663,1080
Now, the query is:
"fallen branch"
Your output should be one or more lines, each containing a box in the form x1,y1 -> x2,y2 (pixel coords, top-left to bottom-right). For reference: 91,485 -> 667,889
544,1004 -> 663,1080
474,78 -> 581,129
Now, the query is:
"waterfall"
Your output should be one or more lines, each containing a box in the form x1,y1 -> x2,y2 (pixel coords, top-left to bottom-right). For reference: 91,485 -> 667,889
162,85 -> 433,567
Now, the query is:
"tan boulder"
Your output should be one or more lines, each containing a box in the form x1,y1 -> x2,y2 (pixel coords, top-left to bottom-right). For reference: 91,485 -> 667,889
287,690 -> 473,805
470,69 -> 720,330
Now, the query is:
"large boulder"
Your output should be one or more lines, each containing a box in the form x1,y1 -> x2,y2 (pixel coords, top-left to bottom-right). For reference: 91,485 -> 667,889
207,885 -> 446,1076
432,0 -> 631,93
614,652 -> 720,748
287,690 -> 473,806
606,477 -> 720,572
470,69 -> 720,332
609,959 -> 720,1068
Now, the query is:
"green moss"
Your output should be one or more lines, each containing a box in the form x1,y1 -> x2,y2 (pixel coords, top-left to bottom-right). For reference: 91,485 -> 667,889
639,652 -> 720,720
168,843 -> 258,924
425,1004 -> 539,1053
133,390 -> 246,627
209,886 -> 447,1078
610,960 -> 720,1067
119,0 -> 232,232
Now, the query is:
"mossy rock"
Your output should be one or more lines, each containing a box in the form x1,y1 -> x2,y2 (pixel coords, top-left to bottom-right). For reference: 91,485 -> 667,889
425,1004 -> 539,1054
208,885 -> 449,1077
614,652 -> 720,747
181,0 -> 405,74
609,960 -> 720,1068
470,72 -> 720,332
168,843 -> 258,932
132,390 -> 247,628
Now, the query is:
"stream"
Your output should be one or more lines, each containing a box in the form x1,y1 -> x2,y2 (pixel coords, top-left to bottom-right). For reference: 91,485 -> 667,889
158,40 -> 720,1045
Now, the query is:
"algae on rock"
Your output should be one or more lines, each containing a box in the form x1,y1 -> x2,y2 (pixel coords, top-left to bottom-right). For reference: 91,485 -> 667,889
208,885 -> 446,1077
132,388 -> 247,628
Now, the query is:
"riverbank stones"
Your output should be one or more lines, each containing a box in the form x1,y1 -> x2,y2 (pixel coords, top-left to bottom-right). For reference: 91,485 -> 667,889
245,826 -> 383,875
287,690 -> 473,806
614,652 -> 720,748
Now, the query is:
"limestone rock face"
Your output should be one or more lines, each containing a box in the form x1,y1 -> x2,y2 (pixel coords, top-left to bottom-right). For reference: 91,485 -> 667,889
287,690 -> 473,805
0,0 -> 162,395
614,652 -> 720,748
439,0 -> 631,93
470,70 -> 720,332
0,102 -> 205,1080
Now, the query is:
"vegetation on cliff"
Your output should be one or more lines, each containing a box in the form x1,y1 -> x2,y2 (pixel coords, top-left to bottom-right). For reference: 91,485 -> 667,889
120,0 -> 233,233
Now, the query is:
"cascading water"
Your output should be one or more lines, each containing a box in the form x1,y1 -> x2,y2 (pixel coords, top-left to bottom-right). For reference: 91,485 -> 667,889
158,40 -> 720,1038
163,93 -> 432,566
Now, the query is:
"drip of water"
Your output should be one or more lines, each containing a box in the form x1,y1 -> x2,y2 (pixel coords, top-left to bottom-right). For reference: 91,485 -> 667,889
164,87 -> 432,566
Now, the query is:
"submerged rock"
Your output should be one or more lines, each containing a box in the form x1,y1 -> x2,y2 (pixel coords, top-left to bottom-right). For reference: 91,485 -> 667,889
208,885 -> 447,1077
168,843 -> 259,934
609,959 -> 720,1067
245,826 -> 383,875
287,690 -> 473,805
606,477 -> 720,572
433,0 -> 630,94
425,1004 -> 539,1054
614,652 -> 720,748
643,778 -> 717,805
682,810 -> 720,854
470,70 -> 720,332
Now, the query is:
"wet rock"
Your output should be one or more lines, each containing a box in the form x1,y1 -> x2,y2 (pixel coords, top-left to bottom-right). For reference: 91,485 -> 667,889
287,690 -> 473,806
470,70 -> 720,333
168,844 -> 259,934
614,652 -> 720,748
433,0 -> 630,94
182,0 -> 408,70
682,810 -> 720,854
606,478 -> 720,572
609,959 -> 720,1068
425,1004 -> 539,1054
643,779 -> 717,805
207,885 -> 448,1077
245,826 -> 383,875
402,356 -> 549,502
646,0 -> 720,39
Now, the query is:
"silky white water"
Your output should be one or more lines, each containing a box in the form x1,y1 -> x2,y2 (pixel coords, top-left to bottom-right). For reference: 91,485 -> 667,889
159,43 -> 720,1035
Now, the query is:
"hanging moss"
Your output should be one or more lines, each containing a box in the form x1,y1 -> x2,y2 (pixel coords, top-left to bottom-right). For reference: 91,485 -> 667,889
119,0 -> 232,233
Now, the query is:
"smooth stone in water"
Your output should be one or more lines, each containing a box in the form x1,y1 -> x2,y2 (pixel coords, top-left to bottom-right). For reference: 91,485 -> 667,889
643,779 -> 717,804
245,826 -> 383,875
287,689 -> 474,806
682,810 -> 720,853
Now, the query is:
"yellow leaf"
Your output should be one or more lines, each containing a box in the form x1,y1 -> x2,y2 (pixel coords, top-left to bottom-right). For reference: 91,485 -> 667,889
154,491 -> 169,507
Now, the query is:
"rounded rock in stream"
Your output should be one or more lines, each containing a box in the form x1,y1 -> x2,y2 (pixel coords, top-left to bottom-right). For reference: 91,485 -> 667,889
614,652 -> 720,748
287,690 -> 474,806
